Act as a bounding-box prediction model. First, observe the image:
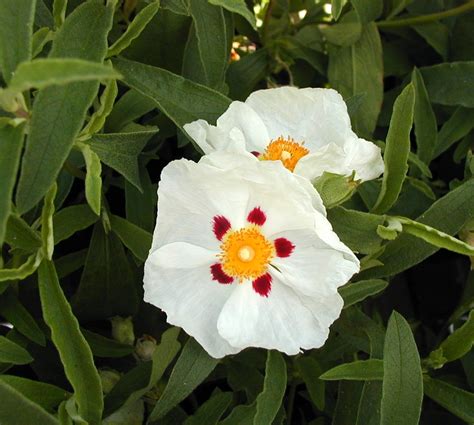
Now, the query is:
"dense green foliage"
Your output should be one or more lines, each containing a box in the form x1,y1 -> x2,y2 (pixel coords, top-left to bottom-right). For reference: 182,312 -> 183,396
0,0 -> 474,423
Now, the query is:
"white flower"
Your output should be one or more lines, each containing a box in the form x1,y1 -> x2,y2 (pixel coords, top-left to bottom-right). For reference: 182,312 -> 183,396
144,152 -> 360,358
183,86 -> 384,182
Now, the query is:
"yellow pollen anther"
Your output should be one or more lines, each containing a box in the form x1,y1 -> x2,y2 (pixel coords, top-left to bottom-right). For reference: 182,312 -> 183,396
219,226 -> 274,280
260,136 -> 309,172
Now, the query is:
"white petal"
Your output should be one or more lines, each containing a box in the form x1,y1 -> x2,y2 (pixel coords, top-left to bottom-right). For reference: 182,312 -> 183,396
217,277 -> 330,354
271,227 -> 359,297
245,87 -> 353,150
149,242 -> 216,268
144,248 -> 239,358
343,137 -> 384,181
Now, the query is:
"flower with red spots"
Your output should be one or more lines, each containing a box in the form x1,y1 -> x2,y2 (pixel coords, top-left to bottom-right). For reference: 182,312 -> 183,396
144,152 -> 359,358
183,86 -> 384,183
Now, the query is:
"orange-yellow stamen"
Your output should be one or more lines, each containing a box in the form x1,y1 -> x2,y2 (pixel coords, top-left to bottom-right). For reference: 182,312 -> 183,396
219,226 -> 274,280
260,137 -> 309,172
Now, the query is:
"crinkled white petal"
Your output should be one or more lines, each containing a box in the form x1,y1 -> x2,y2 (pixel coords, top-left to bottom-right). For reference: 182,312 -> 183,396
245,87 -> 354,150
271,228 -> 359,298
144,245 -> 240,358
295,138 -> 384,182
216,276 -> 329,355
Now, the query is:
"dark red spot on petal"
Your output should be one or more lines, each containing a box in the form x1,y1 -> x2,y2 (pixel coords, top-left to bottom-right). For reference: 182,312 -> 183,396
210,263 -> 234,284
252,273 -> 272,297
213,215 -> 231,241
274,237 -> 295,258
251,151 -> 260,157
247,207 -> 266,226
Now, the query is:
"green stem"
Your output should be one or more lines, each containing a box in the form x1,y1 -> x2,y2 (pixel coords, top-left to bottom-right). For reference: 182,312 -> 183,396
377,0 -> 474,28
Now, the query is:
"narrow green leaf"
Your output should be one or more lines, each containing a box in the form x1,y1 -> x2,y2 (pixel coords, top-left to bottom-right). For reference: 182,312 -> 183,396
56,249 -> 88,279
340,279 -> 388,308
411,67 -> 437,164
86,130 -> 157,191
0,0 -> 36,84
421,61 -> 474,107
6,58 -> 120,93
0,289 -> 46,346
38,260 -> 103,425
434,107 -> 474,158
355,381 -> 382,425
313,172 -> 357,209
0,380 -> 59,425
328,23 -> 383,137
0,123 -> 25,246
381,312 -> 423,425
16,0 -> 115,214
104,327 -> 181,416
184,392 -> 232,425
53,204 -> 99,244
78,144 -> 102,216
320,359 -> 383,381
41,183 -> 57,260
82,329 -> 134,358
332,0 -> 347,20
32,27 -> 54,58
53,0 -> 67,28
295,356 -> 325,411
112,57 -> 231,128
125,167 -> 156,232
0,336 -> 33,364
4,214 -> 42,251
209,0 -> 256,29
107,1 -> 160,58
332,381 -> 364,425
80,79 -> 118,136
423,375 -> 474,423
351,0 -> 382,23
372,83 -> 415,213
438,310 -> 474,363
0,251 -> 44,282
149,338 -> 218,421
395,216 -> 474,256
110,214 -> 152,262
0,375 -> 68,413
254,351 -> 287,425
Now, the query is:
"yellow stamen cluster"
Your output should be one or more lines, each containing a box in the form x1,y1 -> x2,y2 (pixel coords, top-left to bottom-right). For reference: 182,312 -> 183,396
219,226 -> 274,280
260,137 -> 309,172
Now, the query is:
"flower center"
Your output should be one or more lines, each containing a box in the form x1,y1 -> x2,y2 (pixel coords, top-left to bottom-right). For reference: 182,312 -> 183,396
219,226 -> 274,280
260,136 -> 309,172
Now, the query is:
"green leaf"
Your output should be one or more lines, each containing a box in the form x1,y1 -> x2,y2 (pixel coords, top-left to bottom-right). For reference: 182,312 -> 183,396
15,0 -> 115,214
32,27 -> 54,58
0,123 -> 25,246
209,0 -> 256,29
0,289 -> 46,346
381,312 -> 423,425
0,0 -> 36,84
359,178 -> 474,278
313,172 -> 357,209
295,356 -> 325,411
125,167 -> 156,232
421,61 -> 474,107
320,15 -> 362,47
189,0 -> 228,90
254,351 -> 287,425
0,380 -> 59,425
112,57 -> 231,129
107,1 -> 161,58
110,214 -> 152,262
327,207 -> 384,254
438,310 -> 474,363
184,391 -> 233,425
41,183 -> 57,260
372,83 -> 415,214
149,338 -> 219,421
412,22 -> 449,60
339,279 -> 388,308
332,0 -> 347,20
72,222 -> 139,321
328,23 -> 383,137
79,78 -> 118,136
86,130 -> 157,191
320,359 -> 383,381
351,0 -> 382,23
38,260 -> 103,425
53,204 -> 99,244
104,327 -> 181,416
52,0 -> 67,28
411,67 -> 437,164
82,329 -> 134,358
56,249 -> 87,279
4,214 -> 42,251
5,58 -> 120,93
0,336 -> 33,364
332,381 -> 364,425
433,107 -> 474,158
356,381 -> 383,425
77,143 -> 102,216
0,375 -> 68,413
0,251 -> 44,282
423,375 -> 474,423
